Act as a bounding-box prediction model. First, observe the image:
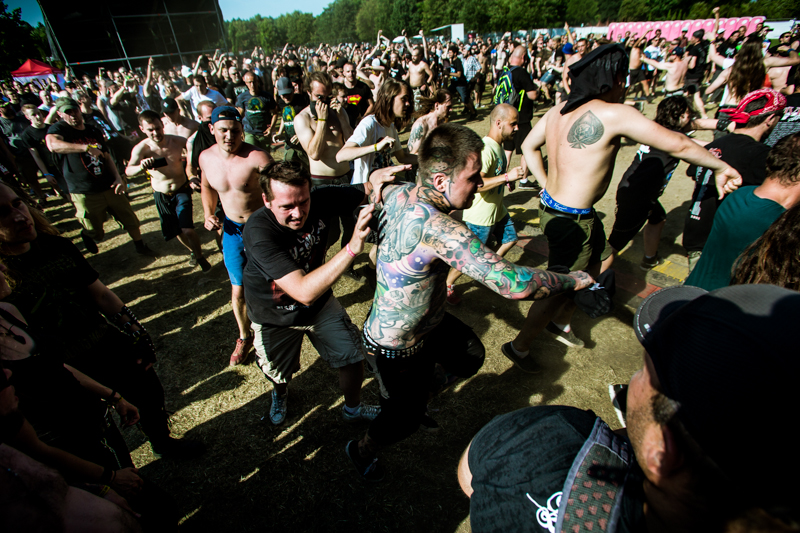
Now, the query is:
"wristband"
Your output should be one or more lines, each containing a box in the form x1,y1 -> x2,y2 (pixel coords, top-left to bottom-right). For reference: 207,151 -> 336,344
43,173 -> 53,177
374,143 -> 378,152
99,485 -> 110,497
504,173 -> 509,183
345,243 -> 357,258
316,118 -> 326,122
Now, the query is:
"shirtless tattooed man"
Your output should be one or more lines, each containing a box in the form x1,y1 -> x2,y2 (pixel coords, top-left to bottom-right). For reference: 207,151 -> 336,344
345,123 -> 594,481
406,89 -> 452,155
506,44 -> 741,361
127,110 -> 210,271
200,106 -> 273,365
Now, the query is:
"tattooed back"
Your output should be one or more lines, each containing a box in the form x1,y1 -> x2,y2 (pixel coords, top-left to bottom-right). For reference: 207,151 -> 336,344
538,101 -> 623,210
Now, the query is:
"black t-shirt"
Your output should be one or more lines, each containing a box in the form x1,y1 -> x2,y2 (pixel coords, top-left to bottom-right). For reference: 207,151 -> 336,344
511,67 -> 538,124
20,125 -> 57,172
242,185 -> 365,326
764,94 -> 800,147
47,121 -> 114,194
345,81 -> 373,128
683,133 -> 771,252
225,81 -> 248,102
1,233 -> 108,363
686,42 -> 708,79
619,142 -> 679,198
448,58 -> 467,87
0,116 -> 29,155
83,110 -> 117,139
388,64 -> 406,81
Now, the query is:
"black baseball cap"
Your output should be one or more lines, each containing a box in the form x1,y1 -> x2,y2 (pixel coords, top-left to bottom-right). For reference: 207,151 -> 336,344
634,284 -> 800,513
162,97 -> 179,114
210,106 -> 242,124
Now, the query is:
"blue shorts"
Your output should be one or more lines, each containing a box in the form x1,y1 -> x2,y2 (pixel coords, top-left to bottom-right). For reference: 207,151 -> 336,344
222,217 -> 246,286
464,213 -> 517,246
153,184 -> 194,241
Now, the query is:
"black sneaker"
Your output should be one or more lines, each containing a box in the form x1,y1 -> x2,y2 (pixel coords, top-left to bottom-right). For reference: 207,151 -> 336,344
640,254 -> 664,271
198,257 -> 212,272
134,242 -> 159,257
500,342 -> 542,373
81,231 -> 99,254
345,440 -> 385,482
608,384 -> 628,427
151,437 -> 206,459
545,322 -> 585,348
517,180 -> 540,190
343,267 -> 366,283
419,414 -> 440,433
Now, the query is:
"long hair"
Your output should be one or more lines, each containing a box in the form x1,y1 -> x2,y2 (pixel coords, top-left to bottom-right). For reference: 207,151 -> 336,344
731,204 -> 800,291
412,89 -> 451,120
373,78 -> 412,130
728,40 -> 767,103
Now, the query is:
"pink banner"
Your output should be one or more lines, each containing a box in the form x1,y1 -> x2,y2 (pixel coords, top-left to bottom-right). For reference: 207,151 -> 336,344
608,17 -> 765,41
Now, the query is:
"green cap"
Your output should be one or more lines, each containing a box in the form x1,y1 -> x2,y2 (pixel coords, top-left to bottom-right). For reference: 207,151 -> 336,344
54,96 -> 79,113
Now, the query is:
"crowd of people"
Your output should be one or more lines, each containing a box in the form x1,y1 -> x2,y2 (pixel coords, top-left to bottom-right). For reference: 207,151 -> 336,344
1,12 -> 799,532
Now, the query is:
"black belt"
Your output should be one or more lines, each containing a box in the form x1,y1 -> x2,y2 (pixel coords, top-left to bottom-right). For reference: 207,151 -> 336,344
362,326 -> 424,359
540,203 -> 594,221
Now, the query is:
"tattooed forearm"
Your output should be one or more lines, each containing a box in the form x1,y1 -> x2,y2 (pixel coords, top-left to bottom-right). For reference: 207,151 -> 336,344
408,123 -> 424,152
567,110 -> 604,149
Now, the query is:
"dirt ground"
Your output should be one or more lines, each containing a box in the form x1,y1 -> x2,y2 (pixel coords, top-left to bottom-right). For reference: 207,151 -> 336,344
41,93 -> 713,532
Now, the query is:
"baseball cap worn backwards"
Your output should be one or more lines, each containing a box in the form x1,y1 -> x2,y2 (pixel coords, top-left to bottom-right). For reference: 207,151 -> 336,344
161,97 -> 179,114
633,284 -> 800,513
210,106 -> 242,125
720,88 -> 787,124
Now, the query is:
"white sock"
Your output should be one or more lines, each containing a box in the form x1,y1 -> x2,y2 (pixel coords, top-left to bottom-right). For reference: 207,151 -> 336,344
344,404 -> 360,415
510,342 -> 529,358
553,322 -> 571,333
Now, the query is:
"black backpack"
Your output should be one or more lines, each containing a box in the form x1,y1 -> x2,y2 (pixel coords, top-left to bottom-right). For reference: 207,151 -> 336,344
493,66 -> 523,110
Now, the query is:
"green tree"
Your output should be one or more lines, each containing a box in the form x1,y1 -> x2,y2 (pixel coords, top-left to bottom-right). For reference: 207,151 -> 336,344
356,0 -> 380,41
389,0 -> 421,36
566,0 -> 599,25
0,2 -> 46,78
420,0 -> 456,32
618,0 -> 649,21
315,0 -> 362,44
597,0 -> 622,23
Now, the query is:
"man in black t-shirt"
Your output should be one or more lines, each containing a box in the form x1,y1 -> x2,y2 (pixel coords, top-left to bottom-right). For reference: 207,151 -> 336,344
502,46 -> 539,189
683,89 -> 785,271
342,61 -> 374,128
684,30 -> 711,119
19,104 -> 65,196
45,97 -> 155,256
387,52 -> 406,81
242,163 -> 386,426
224,66 -> 248,104
447,46 -> 476,120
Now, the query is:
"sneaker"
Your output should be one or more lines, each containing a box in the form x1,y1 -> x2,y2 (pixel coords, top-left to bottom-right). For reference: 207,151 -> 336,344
687,251 -> 702,273
269,389 -> 288,425
640,254 -> 664,271
517,180 -> 540,190
634,101 -> 645,113
608,384 -> 628,427
135,243 -> 159,257
343,267 -> 366,283
151,436 -> 206,459
345,440 -> 385,482
342,403 -> 380,423
229,335 -> 254,366
419,413 -> 440,433
446,285 -> 461,305
500,342 -> 542,373
545,322 -> 585,348
198,257 -> 212,272
188,253 -> 198,267
80,230 -> 99,254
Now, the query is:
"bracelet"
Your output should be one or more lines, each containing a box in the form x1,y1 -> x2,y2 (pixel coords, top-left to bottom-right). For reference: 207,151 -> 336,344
43,173 -> 53,177
504,173 -> 509,183
106,390 -> 121,406
316,118 -> 326,122
99,485 -> 110,497
345,243 -> 357,258
374,143 -> 378,152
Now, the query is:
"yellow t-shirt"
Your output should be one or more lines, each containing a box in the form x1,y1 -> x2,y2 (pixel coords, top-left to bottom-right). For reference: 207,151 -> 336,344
462,136 -> 508,227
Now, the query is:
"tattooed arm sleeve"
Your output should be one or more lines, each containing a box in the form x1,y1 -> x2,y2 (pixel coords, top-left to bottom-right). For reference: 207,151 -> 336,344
423,213 -> 577,300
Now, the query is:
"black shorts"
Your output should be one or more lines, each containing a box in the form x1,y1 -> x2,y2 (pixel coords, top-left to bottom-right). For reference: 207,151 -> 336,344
629,69 -> 646,85
683,77 -> 702,94
644,69 -> 655,81
608,179 -> 668,252
502,121 -> 532,155
153,182 -> 194,241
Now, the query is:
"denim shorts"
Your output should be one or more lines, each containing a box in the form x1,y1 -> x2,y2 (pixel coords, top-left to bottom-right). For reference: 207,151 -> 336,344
464,213 -> 518,246
222,217 -> 246,286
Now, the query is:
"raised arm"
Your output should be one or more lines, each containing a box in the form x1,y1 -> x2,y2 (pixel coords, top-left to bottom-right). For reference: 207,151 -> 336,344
641,57 -> 669,71
425,212 -> 592,299
707,43 -> 726,68
712,7 -> 721,36
764,50 -> 800,68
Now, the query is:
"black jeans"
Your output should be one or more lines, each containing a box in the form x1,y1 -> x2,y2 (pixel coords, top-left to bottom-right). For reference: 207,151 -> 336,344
365,313 -> 485,447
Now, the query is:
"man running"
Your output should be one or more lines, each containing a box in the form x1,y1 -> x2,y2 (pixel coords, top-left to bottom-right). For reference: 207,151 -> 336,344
346,123 -> 593,481
199,107 -> 272,365
127,110 -> 211,271
506,44 -> 741,361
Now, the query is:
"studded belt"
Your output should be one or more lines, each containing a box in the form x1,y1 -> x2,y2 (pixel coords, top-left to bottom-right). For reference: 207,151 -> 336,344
362,327 -> 425,359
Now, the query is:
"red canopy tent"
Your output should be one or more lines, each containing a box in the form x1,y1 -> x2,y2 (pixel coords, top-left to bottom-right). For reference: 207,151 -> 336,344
11,59 -> 65,87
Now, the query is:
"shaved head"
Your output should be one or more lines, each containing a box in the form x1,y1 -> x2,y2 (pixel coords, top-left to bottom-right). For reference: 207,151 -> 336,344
508,46 -> 528,66
490,103 -> 517,123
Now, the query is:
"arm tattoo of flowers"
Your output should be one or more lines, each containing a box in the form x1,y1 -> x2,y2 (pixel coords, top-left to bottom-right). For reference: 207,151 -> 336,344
567,110 -> 604,149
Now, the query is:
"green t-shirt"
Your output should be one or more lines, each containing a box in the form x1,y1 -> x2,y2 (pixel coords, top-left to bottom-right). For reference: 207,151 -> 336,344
685,186 -> 785,291
463,136 -> 508,227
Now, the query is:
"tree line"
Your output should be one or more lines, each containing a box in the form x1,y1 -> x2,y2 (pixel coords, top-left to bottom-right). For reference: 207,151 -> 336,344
225,0 -> 794,52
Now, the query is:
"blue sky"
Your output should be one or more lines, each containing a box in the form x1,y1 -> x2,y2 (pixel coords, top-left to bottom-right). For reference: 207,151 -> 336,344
8,0 -> 328,27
